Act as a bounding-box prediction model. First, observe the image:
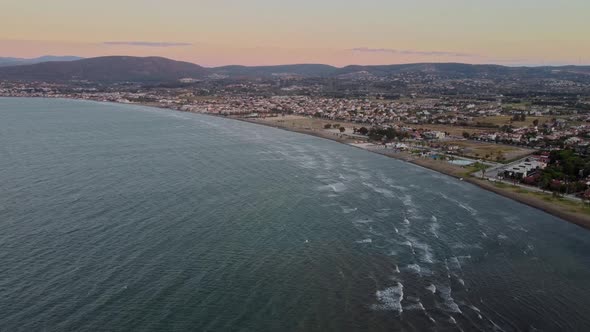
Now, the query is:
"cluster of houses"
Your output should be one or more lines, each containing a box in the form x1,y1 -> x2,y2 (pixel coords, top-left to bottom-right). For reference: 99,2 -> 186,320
3,81 -> 590,155
498,155 -> 549,180
470,120 -> 590,153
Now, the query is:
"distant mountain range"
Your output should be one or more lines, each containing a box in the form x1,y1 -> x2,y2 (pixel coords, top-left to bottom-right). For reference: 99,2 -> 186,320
0,56 -> 83,67
0,55 -> 589,82
0,56 -> 207,82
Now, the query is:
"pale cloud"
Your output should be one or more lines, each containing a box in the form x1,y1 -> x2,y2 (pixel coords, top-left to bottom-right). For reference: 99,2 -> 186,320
103,41 -> 192,47
350,47 -> 476,58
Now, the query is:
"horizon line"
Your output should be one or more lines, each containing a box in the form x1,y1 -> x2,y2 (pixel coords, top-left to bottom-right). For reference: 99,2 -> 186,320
2,54 -> 589,68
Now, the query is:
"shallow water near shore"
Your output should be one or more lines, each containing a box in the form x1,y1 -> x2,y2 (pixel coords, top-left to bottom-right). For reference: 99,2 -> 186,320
1,97 -> 590,331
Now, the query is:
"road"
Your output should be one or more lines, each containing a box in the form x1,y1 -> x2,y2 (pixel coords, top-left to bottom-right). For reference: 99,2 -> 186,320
473,156 -> 583,202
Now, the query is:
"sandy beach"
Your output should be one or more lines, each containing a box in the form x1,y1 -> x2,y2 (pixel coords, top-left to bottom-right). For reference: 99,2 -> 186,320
11,96 -> 588,230
236,115 -> 590,230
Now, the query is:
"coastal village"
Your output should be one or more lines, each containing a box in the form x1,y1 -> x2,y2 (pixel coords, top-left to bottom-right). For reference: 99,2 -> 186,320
3,75 -> 590,224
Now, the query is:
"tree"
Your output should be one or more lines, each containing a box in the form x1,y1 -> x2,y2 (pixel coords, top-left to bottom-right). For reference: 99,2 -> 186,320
462,131 -> 471,139
473,162 -> 487,179
357,127 -> 369,135
324,123 -> 332,129
339,127 -> 346,133
512,113 -> 526,122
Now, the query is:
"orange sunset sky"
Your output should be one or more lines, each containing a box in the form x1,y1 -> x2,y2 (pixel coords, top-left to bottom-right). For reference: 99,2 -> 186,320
1,0 -> 589,67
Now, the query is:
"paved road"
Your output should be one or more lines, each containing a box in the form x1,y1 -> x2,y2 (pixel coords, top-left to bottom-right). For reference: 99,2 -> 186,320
470,157 -> 583,202
481,177 -> 582,202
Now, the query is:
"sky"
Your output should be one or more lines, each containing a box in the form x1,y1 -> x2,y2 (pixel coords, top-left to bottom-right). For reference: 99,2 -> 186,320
1,0 -> 589,67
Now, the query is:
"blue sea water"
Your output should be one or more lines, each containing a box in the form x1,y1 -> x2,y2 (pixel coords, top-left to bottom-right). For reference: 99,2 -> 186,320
1,97 -> 589,331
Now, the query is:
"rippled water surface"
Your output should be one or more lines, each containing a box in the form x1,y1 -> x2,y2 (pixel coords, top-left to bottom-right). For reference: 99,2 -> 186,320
1,98 -> 590,331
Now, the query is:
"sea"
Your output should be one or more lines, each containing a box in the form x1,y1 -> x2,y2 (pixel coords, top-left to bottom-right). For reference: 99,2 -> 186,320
1,97 -> 590,331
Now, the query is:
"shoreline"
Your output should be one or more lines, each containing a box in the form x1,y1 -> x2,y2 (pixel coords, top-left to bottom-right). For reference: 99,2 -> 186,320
232,116 -> 590,230
3,96 -> 590,230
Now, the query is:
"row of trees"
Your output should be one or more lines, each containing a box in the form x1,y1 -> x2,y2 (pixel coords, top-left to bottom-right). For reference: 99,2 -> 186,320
323,123 -> 346,133
366,127 -> 410,142
523,150 -> 590,194
512,114 -> 527,122
334,125 -> 409,142
546,150 -> 590,179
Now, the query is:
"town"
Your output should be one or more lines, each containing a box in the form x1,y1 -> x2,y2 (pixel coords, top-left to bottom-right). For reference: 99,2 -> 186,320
3,71 -> 590,212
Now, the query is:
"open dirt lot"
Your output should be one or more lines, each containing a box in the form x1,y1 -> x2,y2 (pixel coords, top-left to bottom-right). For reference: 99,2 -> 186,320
445,140 -> 534,161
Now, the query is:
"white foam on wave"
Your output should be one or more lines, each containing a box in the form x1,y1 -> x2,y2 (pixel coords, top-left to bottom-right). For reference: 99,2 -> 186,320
509,225 -> 529,233
401,194 -> 415,208
438,192 -> 478,216
341,206 -> 358,214
362,182 -> 395,198
317,182 -> 346,193
377,173 -> 408,192
406,263 -> 431,276
401,241 -> 416,255
464,303 -> 484,319
297,156 -> 318,169
444,259 -> 451,278
394,264 -> 400,273
400,194 -> 422,219
372,282 -> 404,313
497,234 -> 509,240
430,216 -> 440,238
426,284 -> 437,294
390,184 -> 408,191
356,238 -> 373,244
355,170 -> 372,180
353,218 -> 374,224
406,264 -> 422,274
437,285 -> 462,313
458,202 -> 478,216
405,301 -> 425,311
404,235 -> 435,264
